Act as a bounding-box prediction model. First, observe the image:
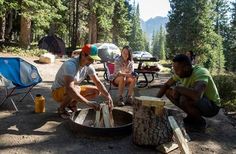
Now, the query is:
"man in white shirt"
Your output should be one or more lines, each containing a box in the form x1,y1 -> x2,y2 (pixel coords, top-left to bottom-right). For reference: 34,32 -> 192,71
51,44 -> 113,119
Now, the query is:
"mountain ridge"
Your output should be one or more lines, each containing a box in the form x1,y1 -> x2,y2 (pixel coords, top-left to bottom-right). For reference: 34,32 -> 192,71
141,16 -> 169,41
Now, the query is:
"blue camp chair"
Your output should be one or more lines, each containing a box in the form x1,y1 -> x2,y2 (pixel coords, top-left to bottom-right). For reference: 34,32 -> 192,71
0,57 -> 42,111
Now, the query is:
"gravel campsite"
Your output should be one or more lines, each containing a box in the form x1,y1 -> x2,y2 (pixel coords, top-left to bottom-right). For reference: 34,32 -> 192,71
0,54 -> 236,154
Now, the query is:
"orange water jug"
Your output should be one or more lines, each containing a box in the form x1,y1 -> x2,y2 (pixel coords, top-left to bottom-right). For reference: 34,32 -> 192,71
34,94 -> 45,113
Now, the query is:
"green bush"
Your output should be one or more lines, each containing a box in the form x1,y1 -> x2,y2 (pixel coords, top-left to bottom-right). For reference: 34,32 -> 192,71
223,99 -> 236,112
213,74 -> 236,111
158,59 -> 172,65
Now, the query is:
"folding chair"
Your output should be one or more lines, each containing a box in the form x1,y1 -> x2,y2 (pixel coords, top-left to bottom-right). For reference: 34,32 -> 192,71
103,62 -> 138,93
0,57 -> 42,111
103,62 -> 116,92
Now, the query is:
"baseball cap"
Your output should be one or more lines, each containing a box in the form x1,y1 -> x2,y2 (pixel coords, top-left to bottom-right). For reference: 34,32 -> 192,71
81,44 -> 101,61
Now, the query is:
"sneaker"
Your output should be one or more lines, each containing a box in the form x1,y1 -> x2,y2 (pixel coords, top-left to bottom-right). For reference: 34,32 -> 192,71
117,96 -> 125,106
125,96 -> 133,105
183,116 -> 194,125
57,108 -> 71,119
184,117 -> 206,133
67,104 -> 78,112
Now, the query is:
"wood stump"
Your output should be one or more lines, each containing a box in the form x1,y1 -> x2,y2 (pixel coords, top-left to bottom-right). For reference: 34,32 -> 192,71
133,96 -> 173,146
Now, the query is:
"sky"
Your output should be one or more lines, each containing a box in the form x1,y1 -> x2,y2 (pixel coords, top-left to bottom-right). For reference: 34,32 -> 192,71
133,0 -> 235,21
132,0 -> 171,21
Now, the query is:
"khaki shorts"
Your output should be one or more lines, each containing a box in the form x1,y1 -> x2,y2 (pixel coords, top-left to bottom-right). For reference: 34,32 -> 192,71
52,85 -> 87,103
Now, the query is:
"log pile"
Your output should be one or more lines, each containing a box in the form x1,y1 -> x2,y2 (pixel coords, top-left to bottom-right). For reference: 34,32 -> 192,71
73,103 -> 114,128
94,103 -> 114,128
133,96 -> 173,146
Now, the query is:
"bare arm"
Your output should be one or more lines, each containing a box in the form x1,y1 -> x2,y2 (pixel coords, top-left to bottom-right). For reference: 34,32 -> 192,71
157,77 -> 176,98
174,81 -> 207,102
64,75 -> 97,108
90,74 -> 113,108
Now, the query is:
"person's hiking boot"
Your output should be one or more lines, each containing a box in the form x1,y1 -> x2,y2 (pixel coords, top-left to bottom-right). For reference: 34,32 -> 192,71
183,115 -> 194,125
117,96 -> 125,106
125,95 -> 133,105
66,104 -> 78,113
184,117 -> 207,133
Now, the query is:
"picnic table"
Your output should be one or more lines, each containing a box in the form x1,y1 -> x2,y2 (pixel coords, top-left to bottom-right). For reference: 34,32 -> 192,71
133,57 -> 160,88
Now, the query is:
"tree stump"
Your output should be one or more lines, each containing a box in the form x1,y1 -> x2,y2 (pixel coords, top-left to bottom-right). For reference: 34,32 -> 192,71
133,96 -> 173,146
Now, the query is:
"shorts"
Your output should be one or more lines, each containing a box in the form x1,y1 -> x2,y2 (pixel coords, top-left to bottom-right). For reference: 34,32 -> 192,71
112,72 -> 137,87
51,85 -> 87,103
196,96 -> 220,117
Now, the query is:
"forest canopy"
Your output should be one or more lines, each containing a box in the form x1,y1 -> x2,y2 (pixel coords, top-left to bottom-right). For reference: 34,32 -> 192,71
0,0 -> 236,72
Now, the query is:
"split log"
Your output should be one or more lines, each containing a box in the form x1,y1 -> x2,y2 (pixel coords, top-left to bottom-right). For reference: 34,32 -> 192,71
109,109 -> 114,127
75,109 -> 89,124
102,105 -> 112,128
156,141 -> 179,153
168,116 -> 191,154
156,133 -> 190,153
133,96 -> 173,146
94,104 -> 114,128
95,110 -> 101,127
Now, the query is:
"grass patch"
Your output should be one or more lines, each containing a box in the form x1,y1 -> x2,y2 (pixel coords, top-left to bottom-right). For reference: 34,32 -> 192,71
1,46 -> 47,57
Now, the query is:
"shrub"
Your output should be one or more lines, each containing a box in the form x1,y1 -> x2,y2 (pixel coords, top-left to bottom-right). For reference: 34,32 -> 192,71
213,74 -> 236,111
2,46 -> 47,57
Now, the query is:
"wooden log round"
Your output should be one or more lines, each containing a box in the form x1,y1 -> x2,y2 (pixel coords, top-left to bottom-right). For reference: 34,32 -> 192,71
132,96 -> 173,146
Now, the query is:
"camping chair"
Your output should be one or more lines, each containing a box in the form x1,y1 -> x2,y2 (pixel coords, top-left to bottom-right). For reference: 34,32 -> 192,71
0,57 -> 42,111
103,62 -> 138,93
104,62 -> 116,92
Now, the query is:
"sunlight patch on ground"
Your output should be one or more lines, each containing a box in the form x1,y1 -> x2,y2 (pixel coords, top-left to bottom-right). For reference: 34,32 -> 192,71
34,121 -> 59,133
7,125 -> 18,131
0,111 -> 12,119
0,134 -> 53,146
203,141 -> 222,152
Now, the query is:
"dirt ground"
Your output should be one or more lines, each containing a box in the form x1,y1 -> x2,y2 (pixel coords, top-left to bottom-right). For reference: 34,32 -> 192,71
0,54 -> 236,154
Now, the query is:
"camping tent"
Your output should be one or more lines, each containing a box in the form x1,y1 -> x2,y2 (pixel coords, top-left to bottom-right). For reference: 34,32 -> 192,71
38,35 -> 65,56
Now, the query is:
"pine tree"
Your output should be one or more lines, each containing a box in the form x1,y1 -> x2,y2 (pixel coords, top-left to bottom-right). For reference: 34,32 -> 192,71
213,0 -> 230,37
143,33 -> 150,52
128,3 -> 145,51
152,31 -> 159,57
228,1 -> 236,71
151,26 -> 166,60
94,0 -> 115,42
213,0 -> 230,71
19,0 -> 65,48
159,25 -> 166,60
112,0 -> 131,47
0,1 -> 18,41
166,0 -> 225,72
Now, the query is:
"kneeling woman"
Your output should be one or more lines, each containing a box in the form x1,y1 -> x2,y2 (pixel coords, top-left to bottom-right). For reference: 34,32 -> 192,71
112,46 -> 137,106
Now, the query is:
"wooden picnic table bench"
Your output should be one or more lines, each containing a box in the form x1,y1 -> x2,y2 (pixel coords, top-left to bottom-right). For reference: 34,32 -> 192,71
133,57 -> 160,88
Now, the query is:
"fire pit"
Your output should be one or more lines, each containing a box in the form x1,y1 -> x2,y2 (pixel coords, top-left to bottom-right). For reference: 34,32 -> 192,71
68,108 -> 133,137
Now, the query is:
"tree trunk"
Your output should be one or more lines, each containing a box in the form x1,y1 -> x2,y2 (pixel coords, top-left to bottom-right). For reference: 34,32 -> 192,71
4,11 -> 13,42
68,1 -> 72,47
75,0 -> 79,46
0,15 -> 6,41
71,0 -> 79,49
88,0 -> 97,44
71,0 -> 76,48
91,14 -> 97,44
133,96 -> 173,146
49,22 -> 56,36
19,15 -> 31,49
88,0 -> 93,44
